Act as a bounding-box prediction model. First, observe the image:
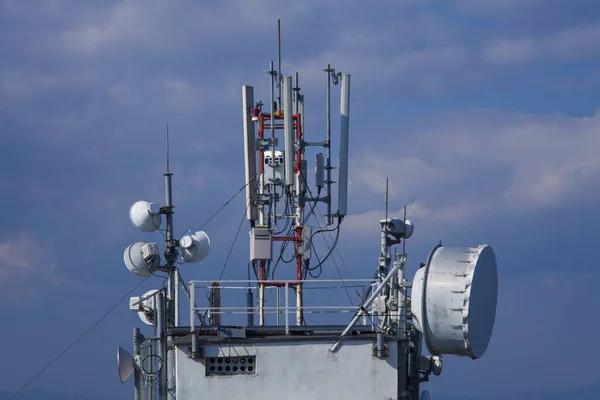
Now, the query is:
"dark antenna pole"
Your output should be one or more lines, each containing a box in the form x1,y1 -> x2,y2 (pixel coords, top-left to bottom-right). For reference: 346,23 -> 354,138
385,178 -> 389,231
278,19 -> 282,110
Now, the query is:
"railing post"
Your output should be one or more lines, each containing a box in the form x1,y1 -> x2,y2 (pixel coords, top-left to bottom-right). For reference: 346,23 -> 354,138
277,287 -> 281,326
285,282 -> 289,335
190,281 -> 195,332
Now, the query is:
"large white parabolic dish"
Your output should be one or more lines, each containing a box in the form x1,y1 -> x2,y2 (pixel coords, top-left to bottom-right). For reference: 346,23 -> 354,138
124,241 -> 153,277
412,244 -> 498,359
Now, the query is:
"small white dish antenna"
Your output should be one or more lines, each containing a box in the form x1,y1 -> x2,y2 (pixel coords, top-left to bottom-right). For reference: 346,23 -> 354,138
420,391 -> 431,400
179,230 -> 211,263
380,218 -> 414,239
124,241 -> 160,277
129,200 -> 162,232
117,345 -> 135,383
412,244 -> 498,359
137,289 -> 158,326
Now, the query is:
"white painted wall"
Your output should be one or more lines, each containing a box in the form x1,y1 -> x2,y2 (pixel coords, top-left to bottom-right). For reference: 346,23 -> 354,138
176,339 -> 400,400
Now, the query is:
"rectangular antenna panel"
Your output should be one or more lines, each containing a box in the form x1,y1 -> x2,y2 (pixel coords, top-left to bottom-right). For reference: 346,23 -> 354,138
242,85 -> 259,221
337,74 -> 351,218
283,76 -> 294,186
298,159 -> 308,195
250,227 -> 273,261
315,153 -> 324,189
301,226 -> 312,261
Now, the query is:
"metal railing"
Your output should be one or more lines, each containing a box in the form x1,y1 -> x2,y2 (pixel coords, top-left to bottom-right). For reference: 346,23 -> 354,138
189,279 -> 378,334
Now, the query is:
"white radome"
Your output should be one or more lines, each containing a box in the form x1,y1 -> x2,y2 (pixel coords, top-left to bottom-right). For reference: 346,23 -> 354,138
179,231 -> 211,263
129,200 -> 162,232
412,244 -> 498,359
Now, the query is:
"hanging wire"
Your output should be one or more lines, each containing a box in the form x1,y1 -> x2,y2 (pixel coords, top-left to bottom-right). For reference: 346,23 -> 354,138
7,178 -> 262,400
8,276 -> 151,400
218,202 -> 251,280
198,175 -> 256,231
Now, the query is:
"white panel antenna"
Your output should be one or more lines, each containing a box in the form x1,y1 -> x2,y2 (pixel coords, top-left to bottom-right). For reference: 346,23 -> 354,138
117,345 -> 135,383
124,241 -> 160,277
315,153 -> 324,189
420,391 -> 431,400
412,244 -> 498,359
179,230 -> 211,263
337,74 -> 350,218
129,200 -> 162,232
283,75 -> 294,186
242,85 -> 259,221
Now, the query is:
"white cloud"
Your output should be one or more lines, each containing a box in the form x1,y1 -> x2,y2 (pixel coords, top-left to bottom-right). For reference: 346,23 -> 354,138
0,232 -> 67,286
344,108 -> 600,241
483,24 -> 600,65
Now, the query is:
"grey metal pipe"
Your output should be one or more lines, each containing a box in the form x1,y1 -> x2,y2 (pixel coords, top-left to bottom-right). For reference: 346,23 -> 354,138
376,332 -> 385,358
191,334 -> 199,358
156,292 -> 167,400
247,290 -> 254,327
133,328 -> 142,400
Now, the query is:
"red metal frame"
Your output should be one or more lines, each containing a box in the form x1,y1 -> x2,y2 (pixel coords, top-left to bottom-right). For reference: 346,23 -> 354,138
256,111 -> 305,294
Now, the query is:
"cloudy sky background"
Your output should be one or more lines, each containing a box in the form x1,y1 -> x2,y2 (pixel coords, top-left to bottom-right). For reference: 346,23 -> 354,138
2,0 -> 600,398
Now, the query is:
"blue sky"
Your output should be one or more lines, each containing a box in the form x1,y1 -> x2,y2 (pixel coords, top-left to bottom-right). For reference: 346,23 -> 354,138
2,0 -> 600,398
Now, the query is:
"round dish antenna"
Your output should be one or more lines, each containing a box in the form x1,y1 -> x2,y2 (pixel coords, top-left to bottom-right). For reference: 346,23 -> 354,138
179,230 -> 211,263
380,217 -> 414,239
138,289 -> 158,326
129,200 -> 162,232
124,241 -> 161,277
117,345 -> 135,383
412,244 -> 498,359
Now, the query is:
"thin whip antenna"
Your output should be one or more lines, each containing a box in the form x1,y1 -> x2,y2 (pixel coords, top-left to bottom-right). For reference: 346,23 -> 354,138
385,178 -> 389,228
166,124 -> 170,174
403,205 -> 407,254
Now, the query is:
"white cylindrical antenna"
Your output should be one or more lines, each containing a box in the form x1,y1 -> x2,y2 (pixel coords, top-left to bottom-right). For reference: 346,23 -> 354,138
315,153 -> 324,189
242,85 -> 259,221
337,74 -> 351,218
283,75 -> 294,186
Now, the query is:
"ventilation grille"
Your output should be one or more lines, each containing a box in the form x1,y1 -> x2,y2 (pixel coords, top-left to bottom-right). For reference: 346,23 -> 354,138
205,356 -> 256,376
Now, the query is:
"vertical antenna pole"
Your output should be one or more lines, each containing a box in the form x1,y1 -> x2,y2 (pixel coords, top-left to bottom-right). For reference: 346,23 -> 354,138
269,61 -> 277,225
165,125 -> 173,249
164,126 -> 177,396
278,19 -> 282,110
325,65 -> 333,225
156,291 -> 167,400
133,328 -> 142,400
284,75 -> 294,186
164,126 -> 176,320
385,178 -> 389,224
294,73 -> 299,115
164,125 -> 176,317
174,270 -> 179,327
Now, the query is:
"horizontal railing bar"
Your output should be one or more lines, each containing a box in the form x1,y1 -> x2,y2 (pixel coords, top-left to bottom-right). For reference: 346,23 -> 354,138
199,310 -> 367,315
191,306 -> 363,311
190,279 -> 375,284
